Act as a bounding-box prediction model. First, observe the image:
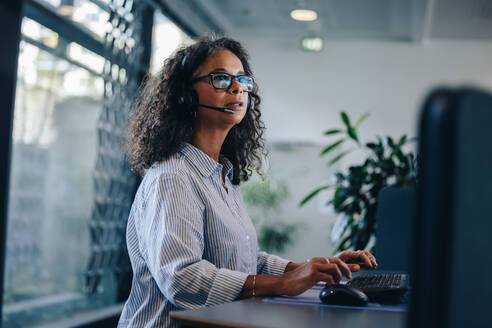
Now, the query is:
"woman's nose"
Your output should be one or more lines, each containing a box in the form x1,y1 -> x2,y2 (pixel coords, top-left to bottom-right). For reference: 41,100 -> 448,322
229,79 -> 243,94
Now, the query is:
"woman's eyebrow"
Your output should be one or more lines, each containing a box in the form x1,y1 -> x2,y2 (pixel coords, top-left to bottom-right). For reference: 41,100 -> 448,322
211,68 -> 246,75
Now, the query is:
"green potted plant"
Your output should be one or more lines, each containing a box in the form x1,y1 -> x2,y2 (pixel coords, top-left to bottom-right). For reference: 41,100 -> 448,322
300,112 -> 417,252
242,174 -> 298,253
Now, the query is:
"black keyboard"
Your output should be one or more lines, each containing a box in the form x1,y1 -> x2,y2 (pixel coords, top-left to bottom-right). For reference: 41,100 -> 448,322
346,273 -> 409,303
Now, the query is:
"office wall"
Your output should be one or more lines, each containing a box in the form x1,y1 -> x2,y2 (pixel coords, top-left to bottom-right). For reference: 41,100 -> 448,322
238,37 -> 492,261
243,38 -> 492,144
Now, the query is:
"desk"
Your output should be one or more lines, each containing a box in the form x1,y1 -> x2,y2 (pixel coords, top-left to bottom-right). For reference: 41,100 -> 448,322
171,296 -> 406,328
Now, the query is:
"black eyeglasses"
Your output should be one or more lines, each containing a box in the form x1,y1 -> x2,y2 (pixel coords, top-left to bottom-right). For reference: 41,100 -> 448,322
192,72 -> 255,92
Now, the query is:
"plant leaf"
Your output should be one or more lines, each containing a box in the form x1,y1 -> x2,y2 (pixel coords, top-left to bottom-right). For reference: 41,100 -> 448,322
398,135 -> 407,146
328,149 -> 352,166
320,139 -> 345,156
340,112 -> 351,129
355,113 -> 370,127
299,185 -> 331,206
387,136 -> 395,148
333,187 -> 348,210
338,228 -> 357,252
323,129 -> 342,136
347,127 -> 359,142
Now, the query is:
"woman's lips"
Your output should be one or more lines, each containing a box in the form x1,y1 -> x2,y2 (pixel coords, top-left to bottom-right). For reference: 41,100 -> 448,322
225,101 -> 244,111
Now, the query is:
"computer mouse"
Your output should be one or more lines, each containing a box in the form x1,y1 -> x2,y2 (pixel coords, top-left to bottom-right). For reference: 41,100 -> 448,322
319,284 -> 369,306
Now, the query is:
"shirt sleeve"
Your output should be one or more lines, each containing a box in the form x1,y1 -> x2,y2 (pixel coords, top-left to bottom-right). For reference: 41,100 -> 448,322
137,172 -> 248,310
257,251 -> 291,275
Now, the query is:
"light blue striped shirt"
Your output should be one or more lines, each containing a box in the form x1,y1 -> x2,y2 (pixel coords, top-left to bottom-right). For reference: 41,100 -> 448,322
118,143 -> 291,328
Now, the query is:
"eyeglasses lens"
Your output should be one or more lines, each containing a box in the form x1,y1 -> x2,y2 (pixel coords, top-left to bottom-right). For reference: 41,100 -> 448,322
238,76 -> 254,92
212,74 -> 254,92
212,75 -> 231,89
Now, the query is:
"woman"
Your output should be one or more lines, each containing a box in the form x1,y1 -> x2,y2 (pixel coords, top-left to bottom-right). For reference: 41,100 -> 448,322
118,37 -> 377,328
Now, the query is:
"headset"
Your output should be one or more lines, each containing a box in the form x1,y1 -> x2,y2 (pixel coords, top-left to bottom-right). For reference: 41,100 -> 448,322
181,54 -> 252,114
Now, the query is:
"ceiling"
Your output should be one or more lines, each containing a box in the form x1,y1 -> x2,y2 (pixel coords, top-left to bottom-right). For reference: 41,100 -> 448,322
165,0 -> 492,42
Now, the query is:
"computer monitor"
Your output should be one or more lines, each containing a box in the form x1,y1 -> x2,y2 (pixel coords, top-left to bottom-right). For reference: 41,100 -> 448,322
409,87 -> 492,328
375,186 -> 415,272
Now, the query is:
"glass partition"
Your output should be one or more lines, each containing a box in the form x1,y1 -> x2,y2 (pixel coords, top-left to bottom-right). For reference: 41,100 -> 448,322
2,0 -> 196,325
37,0 -> 112,41
3,37 -> 110,327
150,10 -> 192,75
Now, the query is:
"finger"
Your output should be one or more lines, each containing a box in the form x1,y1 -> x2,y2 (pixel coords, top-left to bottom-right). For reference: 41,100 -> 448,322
357,250 -> 373,268
316,270 -> 337,285
338,250 -> 358,264
348,263 -> 361,272
329,264 -> 343,282
310,257 -> 327,263
328,257 -> 352,279
317,263 -> 342,282
318,273 -> 335,285
335,250 -> 349,262
363,251 -> 378,268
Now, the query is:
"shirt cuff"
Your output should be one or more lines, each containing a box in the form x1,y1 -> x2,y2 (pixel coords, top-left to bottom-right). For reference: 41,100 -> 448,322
205,268 -> 248,307
262,254 -> 291,275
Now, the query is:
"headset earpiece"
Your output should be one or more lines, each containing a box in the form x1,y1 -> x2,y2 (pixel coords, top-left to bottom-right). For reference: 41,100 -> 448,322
188,89 -> 197,107
179,88 -> 198,119
180,53 -> 196,108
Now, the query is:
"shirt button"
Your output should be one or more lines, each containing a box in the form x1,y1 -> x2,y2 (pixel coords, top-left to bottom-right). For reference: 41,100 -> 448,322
246,235 -> 250,240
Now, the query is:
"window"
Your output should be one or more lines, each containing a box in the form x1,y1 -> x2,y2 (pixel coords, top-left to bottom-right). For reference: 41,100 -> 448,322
2,1 -> 194,326
37,0 -> 112,41
4,36 -> 109,327
2,0 -> 146,326
150,10 -> 192,75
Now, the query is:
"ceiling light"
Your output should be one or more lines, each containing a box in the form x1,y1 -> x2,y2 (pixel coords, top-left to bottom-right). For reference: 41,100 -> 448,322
290,9 -> 318,22
301,37 -> 323,52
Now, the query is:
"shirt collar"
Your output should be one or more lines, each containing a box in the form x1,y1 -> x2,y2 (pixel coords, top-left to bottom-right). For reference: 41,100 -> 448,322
179,143 -> 234,180
219,154 -> 234,181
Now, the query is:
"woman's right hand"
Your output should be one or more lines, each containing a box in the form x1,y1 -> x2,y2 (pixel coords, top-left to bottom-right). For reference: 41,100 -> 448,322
278,257 -> 352,296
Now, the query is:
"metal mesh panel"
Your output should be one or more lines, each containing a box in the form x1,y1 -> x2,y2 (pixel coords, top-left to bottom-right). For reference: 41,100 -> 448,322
85,0 -> 149,297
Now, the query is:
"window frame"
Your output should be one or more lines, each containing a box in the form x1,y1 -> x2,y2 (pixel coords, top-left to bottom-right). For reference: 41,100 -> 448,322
0,0 -> 199,326
0,0 -> 23,323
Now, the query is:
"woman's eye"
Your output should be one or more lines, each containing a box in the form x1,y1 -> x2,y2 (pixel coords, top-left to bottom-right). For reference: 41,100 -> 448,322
238,77 -> 254,90
239,76 -> 252,84
215,74 -> 229,81
214,75 -> 231,88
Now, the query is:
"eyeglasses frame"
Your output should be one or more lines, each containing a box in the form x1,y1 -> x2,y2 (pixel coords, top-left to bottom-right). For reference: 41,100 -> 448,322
191,72 -> 255,92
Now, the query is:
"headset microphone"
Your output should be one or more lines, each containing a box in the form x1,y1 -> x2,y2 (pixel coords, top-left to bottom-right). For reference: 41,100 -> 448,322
198,103 -> 235,114
194,95 -> 251,114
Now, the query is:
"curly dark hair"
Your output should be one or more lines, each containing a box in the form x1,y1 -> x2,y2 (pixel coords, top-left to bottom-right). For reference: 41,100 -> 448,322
126,36 -> 266,185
